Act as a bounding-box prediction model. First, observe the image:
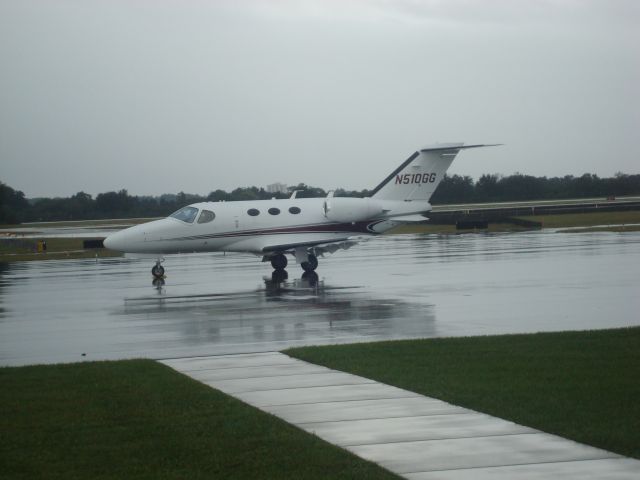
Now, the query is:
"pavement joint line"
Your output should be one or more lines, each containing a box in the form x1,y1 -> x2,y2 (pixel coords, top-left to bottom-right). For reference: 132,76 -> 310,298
401,456 -> 622,476
230,381 -> 395,394
295,411 -> 477,425
250,394 -> 423,408
182,369 -> 336,379
221,381 -> 378,394
158,351 -> 280,362
259,396 -> 456,405
161,360 -> 297,370
170,361 -> 302,372
340,431 -> 541,448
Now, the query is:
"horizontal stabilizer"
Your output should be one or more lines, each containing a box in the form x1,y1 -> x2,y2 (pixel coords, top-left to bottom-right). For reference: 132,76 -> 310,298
420,144 -> 502,153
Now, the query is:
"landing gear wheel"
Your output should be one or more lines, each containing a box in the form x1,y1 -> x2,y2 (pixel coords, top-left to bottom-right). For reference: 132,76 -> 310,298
270,253 -> 288,270
301,270 -> 319,286
301,254 -> 318,272
151,264 -> 165,278
271,269 -> 288,283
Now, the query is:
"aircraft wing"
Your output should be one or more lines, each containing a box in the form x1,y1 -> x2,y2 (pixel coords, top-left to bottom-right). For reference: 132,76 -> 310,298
261,237 -> 352,253
225,233 -> 364,256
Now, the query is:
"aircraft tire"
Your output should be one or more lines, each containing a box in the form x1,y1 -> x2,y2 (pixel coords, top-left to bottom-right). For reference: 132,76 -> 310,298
272,269 -> 288,283
301,270 -> 319,286
270,253 -> 288,270
301,254 -> 318,272
151,265 -> 165,278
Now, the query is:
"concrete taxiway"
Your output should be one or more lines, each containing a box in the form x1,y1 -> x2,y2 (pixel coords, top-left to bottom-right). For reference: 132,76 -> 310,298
1,230 -> 639,366
163,352 -> 640,479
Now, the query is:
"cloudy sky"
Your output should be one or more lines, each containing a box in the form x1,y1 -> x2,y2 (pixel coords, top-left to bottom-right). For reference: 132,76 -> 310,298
1,0 -> 638,198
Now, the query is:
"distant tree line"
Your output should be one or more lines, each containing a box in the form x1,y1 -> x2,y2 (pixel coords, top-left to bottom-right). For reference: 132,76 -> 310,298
1,173 -> 639,224
0,182 -> 367,224
429,172 -> 640,204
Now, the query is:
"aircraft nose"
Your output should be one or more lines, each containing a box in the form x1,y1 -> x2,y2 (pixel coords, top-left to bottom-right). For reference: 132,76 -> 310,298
104,224 -> 148,252
103,229 -> 129,252
103,219 -> 172,253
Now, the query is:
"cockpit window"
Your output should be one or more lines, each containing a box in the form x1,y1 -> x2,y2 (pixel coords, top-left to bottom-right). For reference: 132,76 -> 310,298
197,210 -> 216,224
170,206 -> 198,223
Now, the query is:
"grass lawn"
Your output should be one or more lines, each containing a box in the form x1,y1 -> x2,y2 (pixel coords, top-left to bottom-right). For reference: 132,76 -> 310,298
0,360 -> 398,480
0,237 -> 121,262
286,327 -> 640,459
1,218 -> 156,229
517,210 -> 640,228
389,223 -> 527,234
557,225 -> 640,233
389,210 -> 640,234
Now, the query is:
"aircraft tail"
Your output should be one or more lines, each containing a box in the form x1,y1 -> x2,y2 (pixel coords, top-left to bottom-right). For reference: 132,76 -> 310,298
370,143 -> 498,202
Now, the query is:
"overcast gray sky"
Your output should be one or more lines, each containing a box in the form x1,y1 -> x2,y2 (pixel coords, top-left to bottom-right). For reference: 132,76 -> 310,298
1,0 -> 638,197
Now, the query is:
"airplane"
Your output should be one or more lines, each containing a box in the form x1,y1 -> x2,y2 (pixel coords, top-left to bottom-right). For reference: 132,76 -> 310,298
103,143 -> 498,278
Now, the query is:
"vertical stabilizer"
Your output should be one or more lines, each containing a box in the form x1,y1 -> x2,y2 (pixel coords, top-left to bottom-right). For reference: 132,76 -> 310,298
370,144 -> 496,202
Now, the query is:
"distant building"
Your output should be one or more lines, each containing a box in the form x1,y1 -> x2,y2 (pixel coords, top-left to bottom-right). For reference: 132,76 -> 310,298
266,182 -> 288,194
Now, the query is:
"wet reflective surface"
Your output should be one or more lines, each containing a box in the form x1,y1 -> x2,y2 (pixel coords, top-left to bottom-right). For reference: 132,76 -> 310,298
1,231 -> 639,366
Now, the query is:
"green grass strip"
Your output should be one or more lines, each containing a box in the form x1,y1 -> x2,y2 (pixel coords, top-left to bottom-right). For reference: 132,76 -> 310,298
0,360 -> 398,480
517,210 -> 640,228
286,327 -> 640,459
0,237 -> 123,262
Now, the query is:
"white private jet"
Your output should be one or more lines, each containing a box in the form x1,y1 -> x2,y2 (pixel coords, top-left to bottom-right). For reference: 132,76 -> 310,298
104,143 -> 497,278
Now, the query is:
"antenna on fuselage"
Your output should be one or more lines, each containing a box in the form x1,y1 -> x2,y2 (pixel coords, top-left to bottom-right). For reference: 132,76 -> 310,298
290,190 -> 300,199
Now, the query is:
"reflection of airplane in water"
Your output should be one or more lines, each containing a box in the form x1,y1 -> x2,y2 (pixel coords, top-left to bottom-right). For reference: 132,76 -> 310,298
266,269 -> 319,290
152,268 -> 318,294
123,272 -> 438,346
105,143 -> 498,279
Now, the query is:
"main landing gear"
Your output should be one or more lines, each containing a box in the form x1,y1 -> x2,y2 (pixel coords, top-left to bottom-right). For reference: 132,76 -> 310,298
301,254 -> 318,272
270,253 -> 288,271
270,252 -> 319,272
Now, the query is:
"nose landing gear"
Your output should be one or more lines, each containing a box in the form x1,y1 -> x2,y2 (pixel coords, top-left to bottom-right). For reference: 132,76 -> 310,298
151,258 -> 165,278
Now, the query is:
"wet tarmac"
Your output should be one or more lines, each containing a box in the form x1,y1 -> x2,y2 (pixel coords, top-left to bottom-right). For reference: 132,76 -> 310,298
1,231 -> 639,366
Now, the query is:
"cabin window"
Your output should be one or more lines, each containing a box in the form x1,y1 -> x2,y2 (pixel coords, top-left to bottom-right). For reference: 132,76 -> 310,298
268,207 -> 280,215
289,206 -> 301,214
247,208 -> 260,216
197,210 -> 216,224
170,206 -> 198,223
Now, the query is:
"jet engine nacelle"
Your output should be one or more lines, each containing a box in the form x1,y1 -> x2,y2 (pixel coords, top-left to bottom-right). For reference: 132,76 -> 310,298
322,196 -> 385,223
